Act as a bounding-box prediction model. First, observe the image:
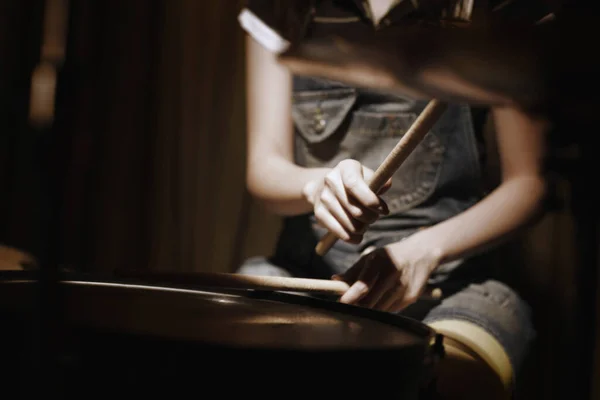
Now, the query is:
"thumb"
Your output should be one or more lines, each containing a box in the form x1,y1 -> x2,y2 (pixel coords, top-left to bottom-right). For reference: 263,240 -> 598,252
361,166 -> 376,183
362,166 -> 392,194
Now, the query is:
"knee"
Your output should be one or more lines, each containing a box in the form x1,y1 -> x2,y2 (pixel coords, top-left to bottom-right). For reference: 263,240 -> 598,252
426,280 -> 535,369
423,280 -> 536,398
428,329 -> 511,400
427,319 -> 513,399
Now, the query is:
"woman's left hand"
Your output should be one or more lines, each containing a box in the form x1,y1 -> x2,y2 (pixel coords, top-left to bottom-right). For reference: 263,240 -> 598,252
333,241 -> 443,312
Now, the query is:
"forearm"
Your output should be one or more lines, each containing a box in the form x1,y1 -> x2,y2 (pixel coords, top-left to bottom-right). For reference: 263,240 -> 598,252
247,155 -> 330,216
401,175 -> 547,264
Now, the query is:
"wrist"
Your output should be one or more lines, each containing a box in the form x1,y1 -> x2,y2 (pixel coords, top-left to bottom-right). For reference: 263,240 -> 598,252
300,167 -> 332,206
301,179 -> 319,206
387,232 -> 446,272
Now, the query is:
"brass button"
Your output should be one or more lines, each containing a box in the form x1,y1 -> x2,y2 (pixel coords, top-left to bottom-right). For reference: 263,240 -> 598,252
314,106 -> 326,134
314,118 -> 326,133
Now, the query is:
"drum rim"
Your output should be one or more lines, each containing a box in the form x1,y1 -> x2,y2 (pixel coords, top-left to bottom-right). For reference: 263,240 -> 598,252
0,269 -> 439,341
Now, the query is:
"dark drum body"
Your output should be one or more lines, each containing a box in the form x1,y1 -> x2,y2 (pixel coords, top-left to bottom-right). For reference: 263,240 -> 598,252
0,271 -> 443,399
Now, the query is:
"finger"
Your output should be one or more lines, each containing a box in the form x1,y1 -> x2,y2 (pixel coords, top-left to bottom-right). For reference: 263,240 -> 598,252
340,263 -> 379,304
361,167 -> 376,183
325,176 -> 381,224
339,280 -> 370,305
323,171 -> 364,217
375,284 -> 407,312
360,271 -> 400,309
339,162 -> 384,210
362,168 -> 393,198
346,196 -> 382,224
388,291 -> 419,313
387,274 -> 425,312
319,186 -> 366,237
301,179 -> 322,205
314,203 -> 360,243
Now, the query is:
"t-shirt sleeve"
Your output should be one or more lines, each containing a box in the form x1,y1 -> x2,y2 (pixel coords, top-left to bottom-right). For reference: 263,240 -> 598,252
237,0 -> 312,55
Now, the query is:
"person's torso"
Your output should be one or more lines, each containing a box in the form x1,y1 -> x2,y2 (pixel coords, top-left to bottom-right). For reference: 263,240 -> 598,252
292,74 -> 483,230
273,1 -> 487,275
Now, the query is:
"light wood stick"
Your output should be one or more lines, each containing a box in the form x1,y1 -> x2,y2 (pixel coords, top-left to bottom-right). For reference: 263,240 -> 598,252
315,99 -> 448,256
115,270 -> 351,296
113,270 -> 443,299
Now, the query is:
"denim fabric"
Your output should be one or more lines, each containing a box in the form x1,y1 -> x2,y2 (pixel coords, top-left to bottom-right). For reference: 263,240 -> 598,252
422,280 -> 536,377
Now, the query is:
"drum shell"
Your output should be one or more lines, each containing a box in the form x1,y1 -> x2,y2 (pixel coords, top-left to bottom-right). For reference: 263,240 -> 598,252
0,272 -> 441,398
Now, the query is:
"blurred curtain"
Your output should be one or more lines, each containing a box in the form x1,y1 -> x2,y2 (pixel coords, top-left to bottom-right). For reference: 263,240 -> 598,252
0,0 -> 45,255
147,0 -> 281,273
56,0 -> 281,274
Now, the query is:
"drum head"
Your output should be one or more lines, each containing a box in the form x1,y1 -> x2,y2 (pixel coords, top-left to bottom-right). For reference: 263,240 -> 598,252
68,281 -> 431,349
0,271 -> 440,398
0,270 -> 435,348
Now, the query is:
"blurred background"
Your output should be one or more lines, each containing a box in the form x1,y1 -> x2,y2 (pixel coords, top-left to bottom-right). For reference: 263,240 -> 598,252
0,0 -> 281,275
0,1 -> 598,399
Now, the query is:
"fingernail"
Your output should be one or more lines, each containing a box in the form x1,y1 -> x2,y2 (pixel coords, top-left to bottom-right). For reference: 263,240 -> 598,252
338,231 -> 351,241
350,206 -> 363,216
354,282 -> 368,295
340,283 -> 367,304
380,202 -> 389,214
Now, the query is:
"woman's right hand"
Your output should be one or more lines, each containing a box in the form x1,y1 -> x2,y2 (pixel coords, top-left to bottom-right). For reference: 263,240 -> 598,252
302,159 -> 392,244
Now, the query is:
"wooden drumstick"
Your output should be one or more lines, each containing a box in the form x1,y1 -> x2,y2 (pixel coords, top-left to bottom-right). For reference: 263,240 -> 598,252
315,99 -> 448,256
116,270 -> 351,295
114,270 -> 443,299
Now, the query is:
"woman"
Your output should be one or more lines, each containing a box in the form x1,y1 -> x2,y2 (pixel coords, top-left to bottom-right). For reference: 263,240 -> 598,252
237,1 -> 548,398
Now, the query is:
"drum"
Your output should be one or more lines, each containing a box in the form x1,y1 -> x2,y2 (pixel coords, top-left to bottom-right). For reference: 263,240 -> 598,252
0,270 -> 444,399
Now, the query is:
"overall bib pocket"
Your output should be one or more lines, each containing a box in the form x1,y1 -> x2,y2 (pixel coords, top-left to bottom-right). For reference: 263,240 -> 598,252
293,90 -> 447,215
347,107 -> 446,214
291,87 -> 357,147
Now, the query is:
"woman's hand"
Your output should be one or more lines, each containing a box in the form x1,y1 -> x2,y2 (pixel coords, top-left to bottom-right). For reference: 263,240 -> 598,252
333,240 -> 442,312
302,159 -> 391,244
